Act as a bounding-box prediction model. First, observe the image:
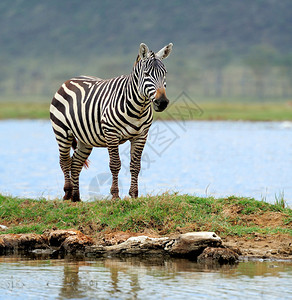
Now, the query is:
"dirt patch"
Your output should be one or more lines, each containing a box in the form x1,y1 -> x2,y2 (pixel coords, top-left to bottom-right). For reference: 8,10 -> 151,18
223,234 -> 292,258
240,211 -> 286,227
222,205 -> 291,228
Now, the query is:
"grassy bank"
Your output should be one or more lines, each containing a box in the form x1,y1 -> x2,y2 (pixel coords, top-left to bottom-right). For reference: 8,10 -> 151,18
159,101 -> 292,121
1,101 -> 292,121
187,102 -> 292,121
0,193 -> 291,238
0,102 -> 49,119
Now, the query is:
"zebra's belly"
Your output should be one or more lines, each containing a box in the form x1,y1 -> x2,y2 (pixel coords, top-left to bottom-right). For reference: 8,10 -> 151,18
76,136 -> 107,148
71,126 -> 107,148
74,118 -> 151,148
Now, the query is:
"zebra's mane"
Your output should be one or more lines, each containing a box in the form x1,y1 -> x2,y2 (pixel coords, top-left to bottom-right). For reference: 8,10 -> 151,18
149,51 -> 155,58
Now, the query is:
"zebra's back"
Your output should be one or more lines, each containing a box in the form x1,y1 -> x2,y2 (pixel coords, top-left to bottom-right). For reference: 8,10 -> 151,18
50,76 -> 108,147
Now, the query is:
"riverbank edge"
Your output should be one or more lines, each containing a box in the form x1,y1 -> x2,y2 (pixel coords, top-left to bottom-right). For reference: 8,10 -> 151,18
0,229 -> 292,262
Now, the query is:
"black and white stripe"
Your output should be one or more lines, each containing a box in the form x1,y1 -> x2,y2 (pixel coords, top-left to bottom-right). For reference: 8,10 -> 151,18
50,43 -> 173,201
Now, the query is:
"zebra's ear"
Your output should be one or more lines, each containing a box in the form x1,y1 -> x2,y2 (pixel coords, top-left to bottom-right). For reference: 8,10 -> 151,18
156,43 -> 173,60
139,43 -> 150,60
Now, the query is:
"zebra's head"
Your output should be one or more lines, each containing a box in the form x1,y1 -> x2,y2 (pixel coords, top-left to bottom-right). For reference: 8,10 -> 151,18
136,43 -> 173,112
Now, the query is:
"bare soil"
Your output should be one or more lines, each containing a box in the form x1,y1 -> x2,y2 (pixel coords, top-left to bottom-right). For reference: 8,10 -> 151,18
223,234 -> 292,259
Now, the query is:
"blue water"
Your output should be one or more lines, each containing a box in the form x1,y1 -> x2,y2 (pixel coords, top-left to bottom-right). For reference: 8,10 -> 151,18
0,120 -> 292,204
0,257 -> 292,300
1,120 -> 292,299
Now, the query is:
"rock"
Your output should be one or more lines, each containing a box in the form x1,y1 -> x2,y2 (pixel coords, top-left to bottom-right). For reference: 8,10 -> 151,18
225,245 -> 242,256
0,233 -> 48,254
0,230 -> 93,255
197,247 -> 239,264
0,225 -> 8,230
270,249 -> 278,255
60,233 -> 94,253
47,229 -> 82,247
85,245 -> 106,257
165,232 -> 222,257
278,244 -> 292,256
18,234 -> 48,250
0,237 -> 5,253
31,248 -> 55,255
45,229 -> 94,253
0,234 -> 20,251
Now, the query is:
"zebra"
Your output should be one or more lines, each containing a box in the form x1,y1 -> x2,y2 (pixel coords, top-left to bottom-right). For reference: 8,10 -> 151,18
50,43 -> 173,202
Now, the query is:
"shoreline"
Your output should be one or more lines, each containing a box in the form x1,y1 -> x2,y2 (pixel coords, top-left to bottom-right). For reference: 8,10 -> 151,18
0,230 -> 292,262
1,193 -> 292,262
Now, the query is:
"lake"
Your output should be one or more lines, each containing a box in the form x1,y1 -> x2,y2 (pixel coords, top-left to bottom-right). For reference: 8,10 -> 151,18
0,120 -> 292,204
0,256 -> 292,299
1,120 -> 292,299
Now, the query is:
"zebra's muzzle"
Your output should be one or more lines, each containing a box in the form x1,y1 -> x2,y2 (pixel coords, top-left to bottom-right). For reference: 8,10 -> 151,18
153,88 -> 169,112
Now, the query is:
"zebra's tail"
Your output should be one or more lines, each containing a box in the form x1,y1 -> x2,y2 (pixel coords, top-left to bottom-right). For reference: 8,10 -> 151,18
72,138 -> 90,169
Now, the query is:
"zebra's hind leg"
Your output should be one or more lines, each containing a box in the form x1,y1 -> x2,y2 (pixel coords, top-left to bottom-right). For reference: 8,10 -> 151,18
71,140 -> 93,202
106,139 -> 121,199
56,136 -> 74,200
129,136 -> 147,198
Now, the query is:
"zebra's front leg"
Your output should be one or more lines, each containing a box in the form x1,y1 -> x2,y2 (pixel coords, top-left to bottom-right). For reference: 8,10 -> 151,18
107,142 -> 121,199
129,137 -> 147,198
71,141 -> 92,202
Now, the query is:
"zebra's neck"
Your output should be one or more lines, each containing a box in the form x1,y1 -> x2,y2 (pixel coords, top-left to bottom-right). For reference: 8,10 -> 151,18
123,70 -> 152,119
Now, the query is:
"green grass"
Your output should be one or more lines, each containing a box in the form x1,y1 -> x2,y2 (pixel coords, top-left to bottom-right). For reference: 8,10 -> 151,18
0,101 -> 50,119
157,101 -> 292,121
274,191 -> 287,208
1,193 -> 291,237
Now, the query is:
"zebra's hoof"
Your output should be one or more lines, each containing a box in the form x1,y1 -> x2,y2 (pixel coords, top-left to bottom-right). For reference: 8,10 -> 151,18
72,191 -> 81,202
63,190 -> 72,200
129,190 -> 138,198
72,197 -> 81,202
63,183 -> 73,200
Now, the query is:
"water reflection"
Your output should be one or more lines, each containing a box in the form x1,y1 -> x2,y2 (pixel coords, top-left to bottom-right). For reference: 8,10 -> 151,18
60,262 -> 85,299
0,255 -> 292,299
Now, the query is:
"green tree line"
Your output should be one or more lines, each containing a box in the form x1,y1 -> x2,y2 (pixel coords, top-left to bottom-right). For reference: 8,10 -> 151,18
0,0 -> 291,101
